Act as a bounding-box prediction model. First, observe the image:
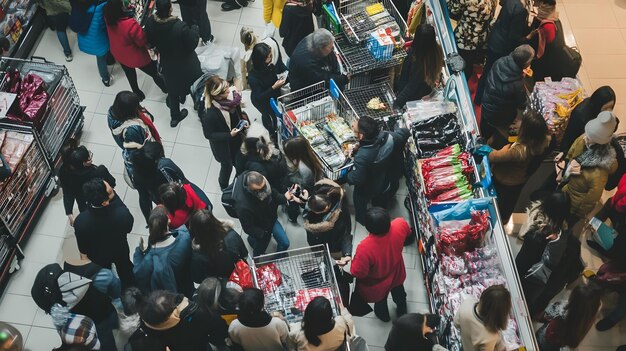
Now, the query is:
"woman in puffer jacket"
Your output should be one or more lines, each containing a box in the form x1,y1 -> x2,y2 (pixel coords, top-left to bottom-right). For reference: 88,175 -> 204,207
73,0 -> 111,86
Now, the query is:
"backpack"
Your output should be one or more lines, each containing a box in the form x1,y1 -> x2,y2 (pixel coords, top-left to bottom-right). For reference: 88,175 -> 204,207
31,264 -> 93,314
221,176 -> 240,218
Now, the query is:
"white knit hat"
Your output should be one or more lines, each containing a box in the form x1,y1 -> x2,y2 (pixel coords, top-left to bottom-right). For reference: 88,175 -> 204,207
585,111 -> 617,145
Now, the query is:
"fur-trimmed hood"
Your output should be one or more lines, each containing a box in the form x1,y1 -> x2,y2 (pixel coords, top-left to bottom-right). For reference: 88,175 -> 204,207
303,179 -> 344,233
151,14 -> 178,24
191,219 -> 235,250
576,142 -> 617,170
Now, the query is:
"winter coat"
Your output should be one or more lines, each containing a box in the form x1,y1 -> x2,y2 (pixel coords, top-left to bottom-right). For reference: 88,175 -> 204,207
347,131 -> 395,197
191,221 -> 248,282
107,109 -> 154,151
562,135 -> 618,218
488,136 -> 551,186
232,171 -> 287,239
446,0 -> 497,51
264,0 -> 286,28
481,55 -> 527,128
611,174 -> 626,213
59,164 -> 116,215
385,313 -> 439,351
229,313 -> 289,351
288,308 -> 354,351
487,0 -> 529,55
394,49 -> 434,109
279,4 -> 315,57
248,57 -> 287,119
350,218 -> 411,302
200,105 -> 244,164
167,183 -> 207,229
105,16 -> 152,68
235,151 -> 288,191
144,15 -> 202,96
77,1 -> 110,56
133,228 -> 193,297
302,179 -> 353,256
522,230 -> 569,284
454,297 -> 504,351
288,32 -> 348,91
529,19 -> 574,81
36,0 -> 71,16
559,97 -> 595,153
63,261 -> 116,324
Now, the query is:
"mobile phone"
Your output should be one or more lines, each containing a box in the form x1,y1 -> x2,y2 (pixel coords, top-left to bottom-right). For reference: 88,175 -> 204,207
236,120 -> 249,131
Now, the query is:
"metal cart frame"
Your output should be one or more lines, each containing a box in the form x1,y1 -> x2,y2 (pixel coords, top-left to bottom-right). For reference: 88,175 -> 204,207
271,80 -> 358,180
343,81 -> 401,130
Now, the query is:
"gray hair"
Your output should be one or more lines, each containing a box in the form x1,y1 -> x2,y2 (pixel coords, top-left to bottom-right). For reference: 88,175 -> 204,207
511,44 -> 535,69
311,29 -> 335,53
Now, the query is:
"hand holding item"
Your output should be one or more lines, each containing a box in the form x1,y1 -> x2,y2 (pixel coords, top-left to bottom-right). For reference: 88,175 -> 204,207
68,214 -> 75,227
230,128 -> 240,137
568,159 -> 581,175
336,256 -> 351,266
139,237 -> 146,253
272,79 -> 286,90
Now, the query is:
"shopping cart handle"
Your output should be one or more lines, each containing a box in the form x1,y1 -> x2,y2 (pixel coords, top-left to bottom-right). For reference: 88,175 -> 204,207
329,79 -> 340,100
30,56 -> 50,63
270,98 -> 281,117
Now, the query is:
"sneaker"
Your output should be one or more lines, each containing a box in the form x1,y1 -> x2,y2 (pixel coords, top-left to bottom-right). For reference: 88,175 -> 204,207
596,317 -> 618,331
170,109 -> 189,127
65,53 -> 73,62
102,77 -> 112,87
221,1 -> 241,10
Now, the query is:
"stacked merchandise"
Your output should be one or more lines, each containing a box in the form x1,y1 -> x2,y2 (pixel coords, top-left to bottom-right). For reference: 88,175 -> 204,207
0,129 -> 32,173
409,111 -> 462,157
297,113 -> 357,171
530,78 -> 584,144
0,0 -> 38,54
420,144 -> 474,202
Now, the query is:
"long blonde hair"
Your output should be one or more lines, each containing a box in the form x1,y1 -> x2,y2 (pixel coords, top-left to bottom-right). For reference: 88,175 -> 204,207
203,75 -> 228,109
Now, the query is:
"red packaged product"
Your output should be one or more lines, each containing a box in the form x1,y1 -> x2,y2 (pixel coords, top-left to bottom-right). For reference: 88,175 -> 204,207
229,260 -> 254,289
294,288 -> 333,311
255,263 -> 283,293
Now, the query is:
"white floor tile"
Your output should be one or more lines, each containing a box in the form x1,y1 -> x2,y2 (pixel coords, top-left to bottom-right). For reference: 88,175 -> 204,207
6,261 -> 45,297
10,323 -> 31,345
22,234 -> 65,264
78,90 -> 102,113
170,143 -> 212,187
24,326 -> 61,350
208,4 -> 243,25
0,294 -> 38,325
31,202 -> 69,238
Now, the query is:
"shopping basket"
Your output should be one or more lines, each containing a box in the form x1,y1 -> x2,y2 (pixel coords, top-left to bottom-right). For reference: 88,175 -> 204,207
343,81 -> 401,130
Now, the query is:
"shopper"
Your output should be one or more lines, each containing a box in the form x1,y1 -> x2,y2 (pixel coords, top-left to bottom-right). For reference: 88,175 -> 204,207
288,29 -> 349,91
279,0 -> 315,57
525,0 -> 569,81
35,0 -> 73,61
232,171 -> 295,255
248,41 -> 287,140
394,23 -> 444,109
288,297 -> 354,351
241,28 -> 283,89
178,0 -> 213,44
74,178 -> 135,289
384,313 -> 444,351
482,109 -> 551,223
200,75 -> 247,190
235,124 -> 288,190
158,182 -> 208,229
350,207 -> 410,322
228,288 -> 289,351
446,0 -> 496,79
535,282 -> 603,351
284,136 -> 324,222
104,0 -> 167,101
59,140 -> 116,226
140,290 -> 229,351
188,209 -> 248,282
454,285 -> 511,351
144,0 -> 203,127
72,0 -> 111,86
481,44 -> 534,148
559,111 -> 618,225
475,0 -> 530,104
107,91 -> 161,223
263,0 -> 286,38
195,277 -> 242,325
133,206 -> 193,297
592,173 -> 626,234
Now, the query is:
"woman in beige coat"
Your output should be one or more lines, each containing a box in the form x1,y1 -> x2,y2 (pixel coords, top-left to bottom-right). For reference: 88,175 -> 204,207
288,297 -> 354,351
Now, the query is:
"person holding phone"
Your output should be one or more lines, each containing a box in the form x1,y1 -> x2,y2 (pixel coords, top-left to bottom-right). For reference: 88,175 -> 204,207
200,75 -> 249,190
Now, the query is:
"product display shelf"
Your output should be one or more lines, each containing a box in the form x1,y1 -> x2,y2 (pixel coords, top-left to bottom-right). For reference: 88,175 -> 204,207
0,0 -> 45,60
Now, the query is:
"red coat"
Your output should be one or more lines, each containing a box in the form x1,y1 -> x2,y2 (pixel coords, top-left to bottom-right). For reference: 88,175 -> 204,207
168,183 -> 207,229
105,17 -> 152,68
611,173 -> 626,213
350,218 -> 411,302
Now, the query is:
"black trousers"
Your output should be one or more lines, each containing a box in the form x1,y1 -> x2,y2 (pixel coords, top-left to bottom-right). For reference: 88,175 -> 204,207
180,0 -> 212,42
261,113 -> 278,143
493,179 -> 524,225
374,284 -> 407,316
120,61 -> 168,96
94,246 -> 135,290
218,161 -> 234,190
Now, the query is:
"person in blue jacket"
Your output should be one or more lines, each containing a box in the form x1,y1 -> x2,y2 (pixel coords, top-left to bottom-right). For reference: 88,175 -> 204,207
133,206 -> 194,298
74,0 -> 111,86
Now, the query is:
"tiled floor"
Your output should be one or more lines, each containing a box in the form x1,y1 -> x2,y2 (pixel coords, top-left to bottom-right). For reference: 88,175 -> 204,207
0,0 -> 625,350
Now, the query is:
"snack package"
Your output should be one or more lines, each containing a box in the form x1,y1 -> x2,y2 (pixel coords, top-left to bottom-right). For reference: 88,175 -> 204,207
294,288 -> 333,311
255,263 -> 283,294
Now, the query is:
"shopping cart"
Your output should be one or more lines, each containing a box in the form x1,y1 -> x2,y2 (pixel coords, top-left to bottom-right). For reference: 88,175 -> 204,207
343,81 -> 401,130
251,245 -> 344,325
270,79 -> 358,180
337,0 -> 408,44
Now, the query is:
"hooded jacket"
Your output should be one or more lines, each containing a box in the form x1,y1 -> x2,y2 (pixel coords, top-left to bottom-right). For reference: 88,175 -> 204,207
36,0 -> 71,16
288,32 -> 348,91
347,131 -> 395,195
105,16 -> 152,68
59,164 -> 117,215
487,0 -> 529,55
562,135 -> 618,218
248,52 -> 288,119
77,1 -> 109,56
279,3 -> 315,57
481,55 -> 527,127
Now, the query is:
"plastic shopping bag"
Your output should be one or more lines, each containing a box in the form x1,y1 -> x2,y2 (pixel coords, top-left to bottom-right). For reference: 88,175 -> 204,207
228,260 -> 253,289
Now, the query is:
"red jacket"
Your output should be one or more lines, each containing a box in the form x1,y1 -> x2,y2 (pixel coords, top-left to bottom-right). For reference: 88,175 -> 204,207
105,17 -> 152,68
611,173 -> 626,213
350,218 -> 411,302
168,183 -> 207,229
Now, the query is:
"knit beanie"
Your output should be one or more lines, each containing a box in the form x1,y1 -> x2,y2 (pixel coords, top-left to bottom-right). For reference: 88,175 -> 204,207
585,111 -> 617,145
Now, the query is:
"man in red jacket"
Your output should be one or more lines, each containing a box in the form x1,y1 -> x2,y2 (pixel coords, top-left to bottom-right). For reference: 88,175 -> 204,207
350,207 -> 409,321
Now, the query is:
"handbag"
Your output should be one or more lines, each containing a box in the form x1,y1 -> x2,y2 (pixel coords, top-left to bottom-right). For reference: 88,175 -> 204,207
560,45 -> 582,79
340,315 -> 369,351
347,284 -> 373,317
229,260 -> 254,289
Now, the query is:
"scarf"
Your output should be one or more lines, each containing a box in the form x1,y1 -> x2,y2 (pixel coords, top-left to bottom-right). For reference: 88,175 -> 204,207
139,109 -> 161,143
210,85 -> 242,129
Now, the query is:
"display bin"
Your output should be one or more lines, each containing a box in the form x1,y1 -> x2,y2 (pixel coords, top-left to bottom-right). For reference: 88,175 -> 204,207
343,81 -> 401,131
0,57 -> 83,169
271,79 -> 358,180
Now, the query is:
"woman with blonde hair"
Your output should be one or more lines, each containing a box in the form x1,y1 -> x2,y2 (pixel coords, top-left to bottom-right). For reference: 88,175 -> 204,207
200,75 -> 248,190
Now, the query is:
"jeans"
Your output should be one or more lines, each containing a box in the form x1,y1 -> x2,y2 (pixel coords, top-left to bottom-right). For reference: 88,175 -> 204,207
247,220 -> 290,256
179,0 -> 212,42
95,311 -> 119,351
56,30 -> 71,56
96,54 -> 110,81
120,61 -> 168,95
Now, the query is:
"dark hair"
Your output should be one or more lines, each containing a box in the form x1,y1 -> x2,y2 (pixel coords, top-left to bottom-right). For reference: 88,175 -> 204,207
82,178 -> 108,206
536,0 -> 556,5
219,286 -> 242,312
284,136 -> 324,181
410,24 -> 444,87
154,0 -> 172,18
131,142 -> 165,177
364,207 -> 391,235
0,37 -> 10,52
307,183 -> 342,213
147,206 -> 170,245
357,116 -> 380,140
122,287 -> 146,316
140,290 -> 183,326
60,139 -> 91,170
104,0 -> 125,25
196,277 -> 221,314
518,109 -> 549,155
557,282 -> 602,347
251,43 -> 272,71
390,313 -> 439,346
477,285 -> 511,332
534,191 -> 570,236
245,171 -> 265,187
302,297 -> 335,346
158,183 -> 186,215
242,136 -> 272,160
111,91 -> 141,121
588,86 -> 617,113
238,288 -> 264,317
511,45 -> 535,69
188,209 -> 228,258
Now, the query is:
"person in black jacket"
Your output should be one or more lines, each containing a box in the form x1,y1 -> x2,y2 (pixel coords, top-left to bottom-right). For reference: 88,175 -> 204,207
178,0 -> 213,44
144,0 -> 203,127
189,209 -> 248,282
475,0 -> 530,105
393,24 -> 444,109
235,123 -> 288,191
248,42 -> 287,140
279,0 -> 315,57
288,29 -> 349,91
481,44 -> 534,148
233,171 -> 296,256
59,139 -> 116,227
74,178 -> 135,289
201,75 -> 248,190
384,313 -> 442,351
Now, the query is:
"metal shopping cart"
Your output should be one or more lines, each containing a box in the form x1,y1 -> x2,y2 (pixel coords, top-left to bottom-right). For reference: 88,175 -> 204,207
343,81 -> 401,131
270,79 -> 358,180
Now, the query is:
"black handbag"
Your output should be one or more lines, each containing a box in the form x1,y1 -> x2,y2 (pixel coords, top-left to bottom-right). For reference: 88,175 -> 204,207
348,284 -> 373,316
561,46 -> 582,78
